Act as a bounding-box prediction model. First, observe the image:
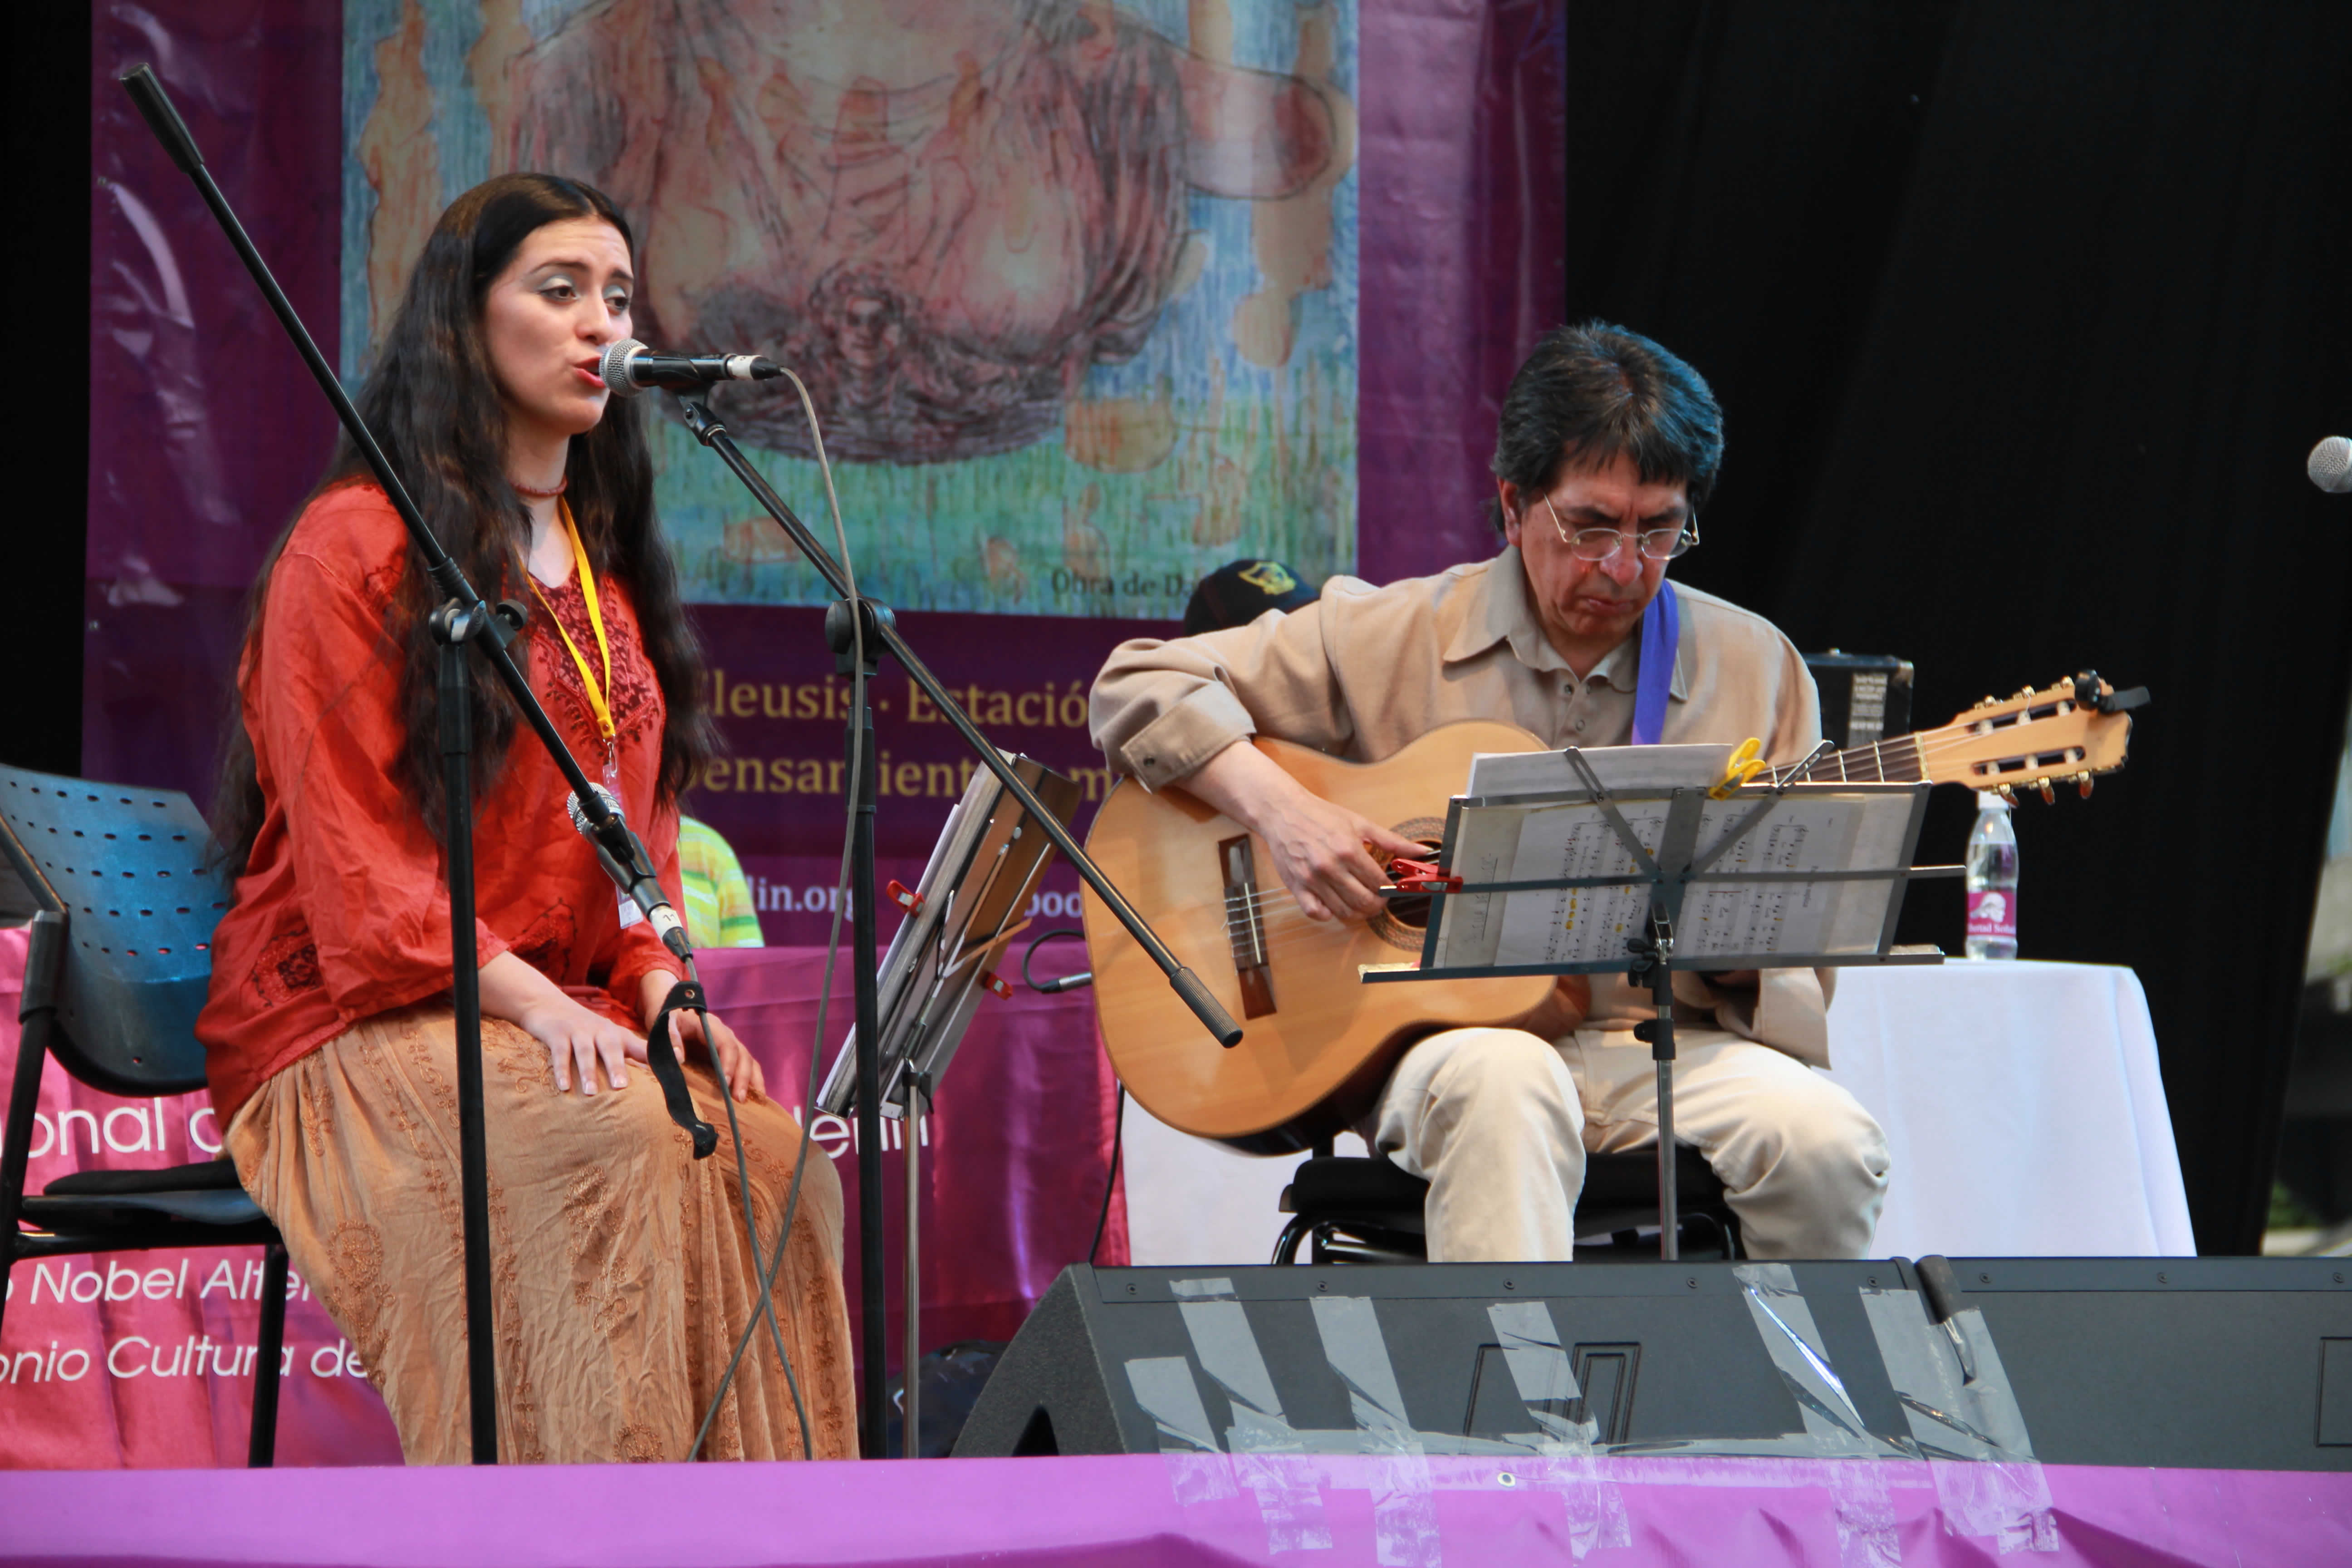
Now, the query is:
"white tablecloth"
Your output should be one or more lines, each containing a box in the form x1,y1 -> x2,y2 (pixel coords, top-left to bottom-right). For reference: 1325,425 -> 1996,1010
1121,960 -> 2195,1265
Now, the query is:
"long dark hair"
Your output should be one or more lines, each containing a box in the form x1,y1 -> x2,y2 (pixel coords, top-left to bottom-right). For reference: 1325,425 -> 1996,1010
212,173 -> 716,872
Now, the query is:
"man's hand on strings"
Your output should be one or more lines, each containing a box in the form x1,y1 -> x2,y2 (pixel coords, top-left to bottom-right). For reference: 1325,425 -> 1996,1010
1180,740 -> 1426,921
639,971 -> 767,1102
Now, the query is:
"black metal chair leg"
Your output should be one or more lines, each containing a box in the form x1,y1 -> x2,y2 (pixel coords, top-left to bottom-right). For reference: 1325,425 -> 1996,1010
1272,1215 -> 1313,1265
248,1242 -> 290,1467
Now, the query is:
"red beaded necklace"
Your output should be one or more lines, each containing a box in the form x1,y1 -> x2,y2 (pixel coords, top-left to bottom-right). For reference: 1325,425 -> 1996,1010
510,473 -> 569,499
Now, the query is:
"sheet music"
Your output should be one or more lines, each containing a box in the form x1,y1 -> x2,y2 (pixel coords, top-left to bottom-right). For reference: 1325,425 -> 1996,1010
819,752 -> 1075,1116
1432,785 -> 1917,970
1467,743 -> 1731,798
1673,799 -> 1862,960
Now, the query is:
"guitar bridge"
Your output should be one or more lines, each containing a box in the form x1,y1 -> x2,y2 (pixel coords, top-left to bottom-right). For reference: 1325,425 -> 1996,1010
1219,834 -> 1278,1019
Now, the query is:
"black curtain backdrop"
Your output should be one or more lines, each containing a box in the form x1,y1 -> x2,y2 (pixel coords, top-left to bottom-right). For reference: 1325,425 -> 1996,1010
4,3 -> 90,777
1567,1 -> 2352,1253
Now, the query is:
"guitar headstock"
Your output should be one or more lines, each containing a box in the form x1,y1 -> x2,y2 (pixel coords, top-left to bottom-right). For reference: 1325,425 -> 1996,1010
1922,671 -> 2148,802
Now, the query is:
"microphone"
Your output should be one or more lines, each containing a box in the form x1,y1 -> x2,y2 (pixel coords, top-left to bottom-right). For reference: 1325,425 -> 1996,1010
2309,436 -> 2352,494
566,784 -> 691,956
598,337 -> 784,397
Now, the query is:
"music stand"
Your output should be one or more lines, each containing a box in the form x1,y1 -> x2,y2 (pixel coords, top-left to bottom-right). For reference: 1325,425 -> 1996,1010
817,754 -> 1080,1450
1364,745 -> 1955,1260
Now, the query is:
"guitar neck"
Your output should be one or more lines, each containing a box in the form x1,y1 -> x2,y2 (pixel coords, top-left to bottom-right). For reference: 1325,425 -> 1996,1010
1762,732 -> 1930,786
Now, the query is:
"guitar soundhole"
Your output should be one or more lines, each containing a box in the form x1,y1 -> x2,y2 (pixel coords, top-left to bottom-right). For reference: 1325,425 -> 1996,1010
1367,825 -> 1446,952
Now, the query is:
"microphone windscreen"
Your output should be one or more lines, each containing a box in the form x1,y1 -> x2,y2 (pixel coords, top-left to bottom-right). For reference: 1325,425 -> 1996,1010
599,338 -> 649,398
2308,435 -> 2352,494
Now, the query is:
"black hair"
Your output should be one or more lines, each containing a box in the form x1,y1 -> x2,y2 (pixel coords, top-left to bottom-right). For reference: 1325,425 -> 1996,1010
211,172 -> 717,872
1489,320 -> 1724,528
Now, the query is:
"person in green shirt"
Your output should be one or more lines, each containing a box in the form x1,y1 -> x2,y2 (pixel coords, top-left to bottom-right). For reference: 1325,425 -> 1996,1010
677,815 -> 765,947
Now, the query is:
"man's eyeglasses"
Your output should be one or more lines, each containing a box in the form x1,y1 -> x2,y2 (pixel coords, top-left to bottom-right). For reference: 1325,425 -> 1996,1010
1543,495 -> 1699,562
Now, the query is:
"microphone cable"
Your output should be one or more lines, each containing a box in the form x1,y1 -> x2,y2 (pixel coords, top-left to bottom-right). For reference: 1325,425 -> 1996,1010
1021,929 -> 1124,1266
690,365 -> 862,1461
1088,1083 -> 1127,1266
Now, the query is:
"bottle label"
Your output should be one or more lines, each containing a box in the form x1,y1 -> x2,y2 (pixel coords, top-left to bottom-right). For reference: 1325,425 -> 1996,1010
1966,889 -> 2017,941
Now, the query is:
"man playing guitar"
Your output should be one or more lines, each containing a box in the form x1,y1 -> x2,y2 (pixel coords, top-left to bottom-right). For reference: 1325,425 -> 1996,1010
1087,322 -> 1887,1262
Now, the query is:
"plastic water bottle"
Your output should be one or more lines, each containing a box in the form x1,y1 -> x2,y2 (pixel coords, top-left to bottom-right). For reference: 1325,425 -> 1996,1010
1964,791 -> 2019,960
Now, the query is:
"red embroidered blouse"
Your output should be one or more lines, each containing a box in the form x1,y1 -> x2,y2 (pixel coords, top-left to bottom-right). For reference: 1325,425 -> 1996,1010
196,483 -> 686,1122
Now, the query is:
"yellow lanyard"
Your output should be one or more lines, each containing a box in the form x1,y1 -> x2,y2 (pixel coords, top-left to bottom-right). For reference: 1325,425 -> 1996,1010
529,500 -> 616,769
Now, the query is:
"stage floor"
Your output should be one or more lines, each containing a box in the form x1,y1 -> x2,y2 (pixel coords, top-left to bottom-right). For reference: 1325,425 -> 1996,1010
2,1453 -> 2345,1566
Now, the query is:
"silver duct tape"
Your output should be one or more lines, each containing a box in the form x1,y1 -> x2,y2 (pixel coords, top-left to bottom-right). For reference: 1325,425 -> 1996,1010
1734,1262 -> 1901,1459
1179,1298 -> 1292,1439
1168,1278 -> 1332,1552
1311,1296 -> 1420,1451
1124,1355 -> 1222,1457
1232,1450 -> 1337,1553
1309,1297 -> 1441,1568
1857,1286 -> 2055,1552
1486,1299 -> 1601,1454
1825,1457 -> 1901,1568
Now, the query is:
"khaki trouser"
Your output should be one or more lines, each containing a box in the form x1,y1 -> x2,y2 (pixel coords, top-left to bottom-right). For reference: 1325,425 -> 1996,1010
1366,1026 -> 1889,1262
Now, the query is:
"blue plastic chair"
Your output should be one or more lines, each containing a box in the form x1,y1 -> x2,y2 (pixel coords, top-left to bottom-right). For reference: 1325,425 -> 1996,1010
0,764 -> 288,1465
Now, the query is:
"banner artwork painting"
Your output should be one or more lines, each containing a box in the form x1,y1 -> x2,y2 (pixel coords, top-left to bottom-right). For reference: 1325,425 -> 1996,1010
341,0 -> 1360,620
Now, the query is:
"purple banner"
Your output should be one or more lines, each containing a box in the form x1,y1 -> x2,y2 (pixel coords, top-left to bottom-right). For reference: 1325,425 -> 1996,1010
83,0 -> 1564,821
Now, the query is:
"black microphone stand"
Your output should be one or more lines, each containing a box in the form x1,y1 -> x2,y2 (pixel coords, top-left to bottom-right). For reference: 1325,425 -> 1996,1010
673,395 -> 1240,1457
119,66 -> 725,1464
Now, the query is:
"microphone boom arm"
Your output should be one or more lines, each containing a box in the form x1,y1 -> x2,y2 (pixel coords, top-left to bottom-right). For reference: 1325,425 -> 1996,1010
672,396 -> 1241,1050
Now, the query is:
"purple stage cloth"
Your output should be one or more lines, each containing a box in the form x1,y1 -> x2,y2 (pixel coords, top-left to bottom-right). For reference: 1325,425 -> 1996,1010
2,1454 -> 2346,1566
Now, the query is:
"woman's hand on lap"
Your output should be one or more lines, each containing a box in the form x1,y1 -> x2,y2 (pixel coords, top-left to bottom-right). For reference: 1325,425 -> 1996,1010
638,971 -> 766,1102
518,993 -> 647,1096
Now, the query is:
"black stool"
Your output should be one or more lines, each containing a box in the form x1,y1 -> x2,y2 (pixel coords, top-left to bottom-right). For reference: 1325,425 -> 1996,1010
1273,1147 -> 1742,1264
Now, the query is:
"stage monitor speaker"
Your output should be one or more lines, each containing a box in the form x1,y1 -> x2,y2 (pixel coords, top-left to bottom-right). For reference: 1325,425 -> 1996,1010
953,1258 -> 2352,1472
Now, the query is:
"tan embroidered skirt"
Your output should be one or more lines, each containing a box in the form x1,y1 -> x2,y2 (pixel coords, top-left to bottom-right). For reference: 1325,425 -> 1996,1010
226,1002 -> 857,1463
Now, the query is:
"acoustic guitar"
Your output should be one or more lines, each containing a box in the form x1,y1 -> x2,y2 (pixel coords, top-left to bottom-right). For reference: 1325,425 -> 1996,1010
1081,675 -> 2143,1152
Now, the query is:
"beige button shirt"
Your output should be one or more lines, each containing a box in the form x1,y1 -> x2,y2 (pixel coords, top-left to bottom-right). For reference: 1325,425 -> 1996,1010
1090,544 -> 1839,1063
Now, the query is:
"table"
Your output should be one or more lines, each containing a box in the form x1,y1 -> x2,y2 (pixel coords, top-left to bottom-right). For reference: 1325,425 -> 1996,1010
1120,960 -> 2195,1264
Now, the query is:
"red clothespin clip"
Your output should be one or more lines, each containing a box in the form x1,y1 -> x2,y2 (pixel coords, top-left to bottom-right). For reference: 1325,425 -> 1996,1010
981,970 -> 1013,1001
887,879 -> 924,914
1387,857 -> 1462,893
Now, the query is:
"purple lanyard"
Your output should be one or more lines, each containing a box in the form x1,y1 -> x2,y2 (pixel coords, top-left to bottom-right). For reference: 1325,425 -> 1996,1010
1630,579 -> 1680,746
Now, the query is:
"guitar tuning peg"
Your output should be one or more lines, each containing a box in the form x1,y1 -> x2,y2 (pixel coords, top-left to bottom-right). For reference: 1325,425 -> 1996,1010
1997,784 -> 2016,804
2078,774 -> 2095,800
2015,686 -> 2037,700
1981,695 -> 1998,708
2037,781 -> 2056,805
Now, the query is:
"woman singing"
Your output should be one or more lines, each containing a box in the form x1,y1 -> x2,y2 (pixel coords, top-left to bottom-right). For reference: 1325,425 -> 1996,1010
196,173 -> 854,1463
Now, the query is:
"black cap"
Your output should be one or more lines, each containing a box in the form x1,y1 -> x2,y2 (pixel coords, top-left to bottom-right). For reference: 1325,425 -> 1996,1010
1183,559 -> 1320,636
